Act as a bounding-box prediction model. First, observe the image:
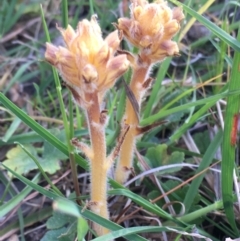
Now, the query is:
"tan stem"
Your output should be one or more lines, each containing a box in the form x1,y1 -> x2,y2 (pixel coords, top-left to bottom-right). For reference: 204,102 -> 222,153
85,92 -> 109,236
115,63 -> 151,183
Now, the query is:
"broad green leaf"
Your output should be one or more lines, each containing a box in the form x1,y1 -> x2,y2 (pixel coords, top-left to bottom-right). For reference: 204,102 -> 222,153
148,180 -> 201,211
52,197 -> 89,240
40,157 -> 61,175
46,212 -> 76,230
3,144 -> 61,176
58,221 -> 77,241
193,131 -> 211,154
3,145 -> 39,176
145,144 -> 184,174
43,129 -> 68,161
40,227 -> 72,241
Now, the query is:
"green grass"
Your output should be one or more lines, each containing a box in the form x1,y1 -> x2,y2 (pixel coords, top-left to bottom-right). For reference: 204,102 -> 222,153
1,0 -> 240,240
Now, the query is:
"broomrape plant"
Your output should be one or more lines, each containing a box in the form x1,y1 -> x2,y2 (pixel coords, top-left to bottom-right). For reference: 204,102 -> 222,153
45,0 -> 184,237
114,0 -> 184,184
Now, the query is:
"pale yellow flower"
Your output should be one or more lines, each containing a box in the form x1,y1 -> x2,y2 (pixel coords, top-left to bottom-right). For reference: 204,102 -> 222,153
116,0 -> 184,62
45,15 -> 129,104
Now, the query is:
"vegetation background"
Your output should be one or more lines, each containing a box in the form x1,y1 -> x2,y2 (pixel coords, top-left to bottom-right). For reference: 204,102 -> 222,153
1,0 -> 240,240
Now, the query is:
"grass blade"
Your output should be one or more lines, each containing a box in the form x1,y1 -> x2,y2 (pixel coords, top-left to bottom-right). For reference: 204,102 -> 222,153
143,58 -> 171,118
1,163 -> 148,241
183,130 -> 223,213
221,25 -> 240,235
141,90 -> 240,126
61,0 -> 68,28
0,93 -> 88,169
169,0 -> 240,52
16,142 -> 63,196
2,117 -> 21,142
0,173 -> 40,218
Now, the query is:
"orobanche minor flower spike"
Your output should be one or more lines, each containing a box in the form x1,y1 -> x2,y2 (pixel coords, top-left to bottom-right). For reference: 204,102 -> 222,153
114,0 -> 185,183
45,16 -> 129,236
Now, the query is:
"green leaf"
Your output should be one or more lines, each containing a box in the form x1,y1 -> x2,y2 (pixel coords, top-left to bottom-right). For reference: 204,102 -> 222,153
51,197 -> 89,240
77,217 -> 89,241
145,144 -> 184,174
42,129 -> 68,162
3,144 -> 61,177
50,198 -> 89,240
39,156 -> 61,175
42,210 -> 78,241
147,180 -> 201,213
46,212 -> 76,230
40,227 -> 72,241
193,131 -> 211,154
3,145 -> 39,176
58,221 -> 77,241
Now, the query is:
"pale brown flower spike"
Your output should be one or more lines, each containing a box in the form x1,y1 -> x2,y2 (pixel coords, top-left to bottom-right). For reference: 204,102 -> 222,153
45,0 -> 184,236
45,15 -> 129,236
45,15 -> 129,108
114,0 -> 184,183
